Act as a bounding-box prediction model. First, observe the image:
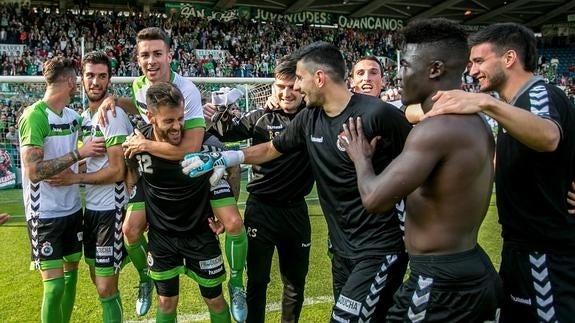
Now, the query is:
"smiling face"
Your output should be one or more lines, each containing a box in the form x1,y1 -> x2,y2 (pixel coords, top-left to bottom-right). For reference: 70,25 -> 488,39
274,76 -> 303,113
350,59 -> 384,97
137,39 -> 172,83
294,60 -> 322,107
469,42 -> 507,93
82,63 -> 110,103
148,103 -> 184,145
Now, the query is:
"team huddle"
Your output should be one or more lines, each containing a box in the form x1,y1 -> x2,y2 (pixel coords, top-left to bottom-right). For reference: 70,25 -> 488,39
18,18 -> 575,323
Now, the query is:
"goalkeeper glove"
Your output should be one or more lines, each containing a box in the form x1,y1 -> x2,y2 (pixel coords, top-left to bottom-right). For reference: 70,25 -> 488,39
181,151 -> 244,181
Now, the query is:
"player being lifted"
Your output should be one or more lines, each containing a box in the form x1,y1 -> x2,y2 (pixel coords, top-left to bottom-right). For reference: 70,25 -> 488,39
99,27 -> 247,319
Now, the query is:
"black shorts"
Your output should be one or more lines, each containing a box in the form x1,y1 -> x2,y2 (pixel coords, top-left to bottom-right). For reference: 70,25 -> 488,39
244,195 -> 311,253
499,242 -> 575,323
387,245 -> 502,322
27,209 -> 83,270
330,251 -> 408,323
83,209 -> 126,277
244,195 -> 311,315
147,228 -> 226,296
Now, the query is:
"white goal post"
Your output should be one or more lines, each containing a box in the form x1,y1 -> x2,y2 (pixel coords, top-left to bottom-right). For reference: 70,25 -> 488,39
0,76 -> 275,112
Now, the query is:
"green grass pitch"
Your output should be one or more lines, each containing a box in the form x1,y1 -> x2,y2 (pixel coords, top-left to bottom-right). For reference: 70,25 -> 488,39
0,185 -> 501,322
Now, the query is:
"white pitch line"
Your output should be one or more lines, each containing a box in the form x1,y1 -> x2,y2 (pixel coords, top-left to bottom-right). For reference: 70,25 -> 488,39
125,295 -> 333,323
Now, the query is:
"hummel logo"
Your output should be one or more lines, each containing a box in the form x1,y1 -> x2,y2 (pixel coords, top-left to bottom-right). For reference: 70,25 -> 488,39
311,135 -> 323,143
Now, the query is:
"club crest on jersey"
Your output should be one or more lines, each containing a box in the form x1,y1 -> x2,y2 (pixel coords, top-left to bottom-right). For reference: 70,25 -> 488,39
336,131 -> 349,152
41,241 -> 54,257
130,185 -> 138,199
147,252 -> 154,267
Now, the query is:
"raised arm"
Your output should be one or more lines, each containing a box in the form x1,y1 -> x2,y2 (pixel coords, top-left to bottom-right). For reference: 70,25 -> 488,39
182,140 -> 282,178
428,90 -> 560,152
244,140 -> 283,165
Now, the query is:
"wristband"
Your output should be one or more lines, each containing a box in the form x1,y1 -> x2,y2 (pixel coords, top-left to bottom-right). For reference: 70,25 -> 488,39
72,149 -> 81,161
223,150 -> 245,167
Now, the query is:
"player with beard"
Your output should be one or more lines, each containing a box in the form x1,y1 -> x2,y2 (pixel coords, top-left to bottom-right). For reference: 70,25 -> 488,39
205,59 -> 313,323
19,57 -> 106,323
128,82 -> 238,323
48,52 -> 132,322
99,27 -> 247,318
183,42 -> 411,322
341,18 -> 502,322
427,23 -> 575,322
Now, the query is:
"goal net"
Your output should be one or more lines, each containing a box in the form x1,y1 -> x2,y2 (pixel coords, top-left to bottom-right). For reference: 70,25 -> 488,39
0,76 -> 274,212
0,76 -> 274,113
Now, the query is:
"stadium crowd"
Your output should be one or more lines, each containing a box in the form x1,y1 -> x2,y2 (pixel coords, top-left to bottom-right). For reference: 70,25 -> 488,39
0,4 -> 574,172
0,3 -> 397,78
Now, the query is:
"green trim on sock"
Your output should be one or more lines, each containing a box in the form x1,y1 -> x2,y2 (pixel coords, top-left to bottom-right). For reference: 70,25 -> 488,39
225,228 -> 247,288
209,303 -> 231,323
62,269 -> 78,323
101,292 -> 123,323
125,235 -> 150,282
42,276 -> 65,323
156,309 -> 177,323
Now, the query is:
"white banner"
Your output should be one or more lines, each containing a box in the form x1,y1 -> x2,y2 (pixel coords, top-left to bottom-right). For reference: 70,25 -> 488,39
0,44 -> 26,57
195,49 -> 228,60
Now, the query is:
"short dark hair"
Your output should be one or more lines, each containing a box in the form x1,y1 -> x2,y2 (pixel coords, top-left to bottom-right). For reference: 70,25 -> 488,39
146,82 -> 183,115
136,27 -> 171,52
291,41 -> 346,83
43,57 -> 77,85
468,23 -> 537,73
82,51 -> 111,76
274,57 -> 296,80
351,56 -> 383,76
400,18 -> 469,76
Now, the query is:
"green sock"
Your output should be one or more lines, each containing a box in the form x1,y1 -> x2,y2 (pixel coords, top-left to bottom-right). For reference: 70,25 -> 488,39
62,269 -> 78,323
209,303 -> 231,323
42,276 -> 65,323
125,235 -> 150,282
156,309 -> 177,323
225,227 -> 247,288
101,292 -> 123,323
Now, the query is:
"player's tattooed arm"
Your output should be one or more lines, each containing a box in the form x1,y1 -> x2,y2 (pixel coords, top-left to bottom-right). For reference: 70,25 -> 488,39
22,146 -> 77,183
